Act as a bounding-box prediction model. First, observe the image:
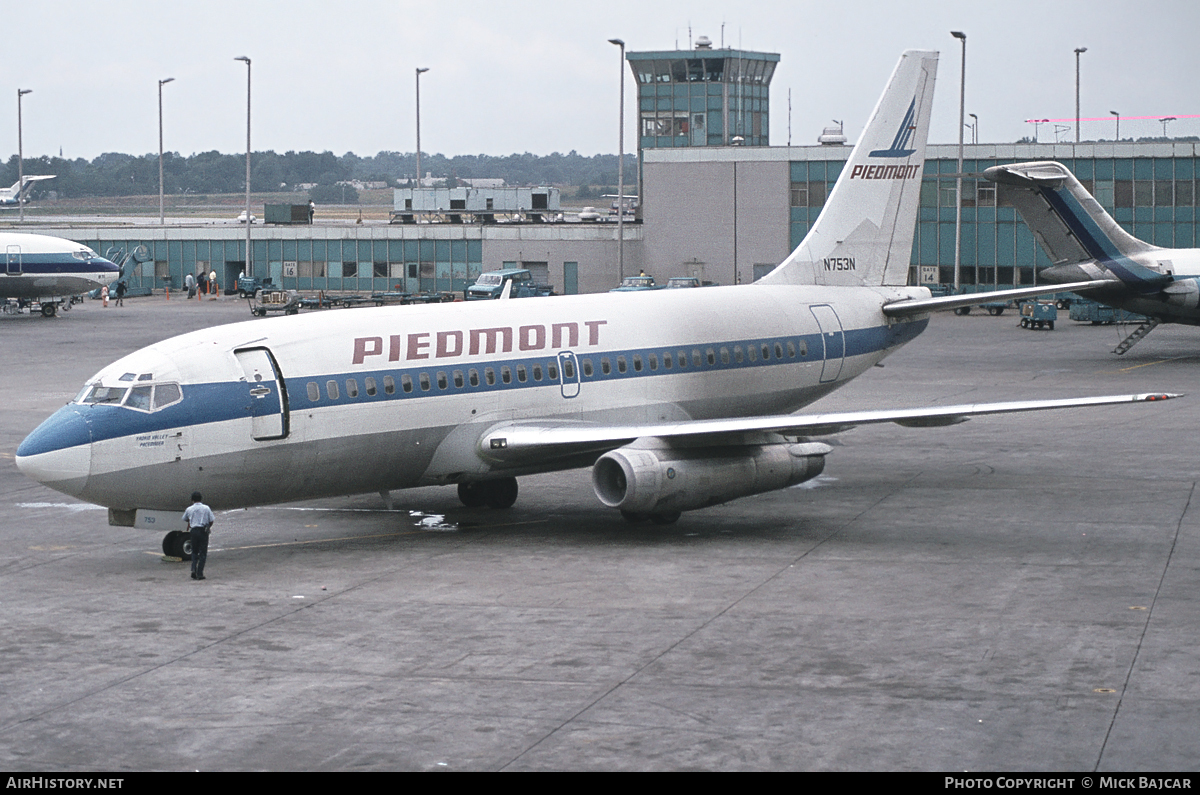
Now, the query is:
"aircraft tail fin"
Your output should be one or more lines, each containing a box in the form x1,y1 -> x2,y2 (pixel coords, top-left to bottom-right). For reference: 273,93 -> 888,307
758,50 -> 938,288
984,161 -> 1166,290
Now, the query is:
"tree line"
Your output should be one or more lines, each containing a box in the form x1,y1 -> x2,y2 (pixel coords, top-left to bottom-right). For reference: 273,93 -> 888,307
0,150 -> 636,200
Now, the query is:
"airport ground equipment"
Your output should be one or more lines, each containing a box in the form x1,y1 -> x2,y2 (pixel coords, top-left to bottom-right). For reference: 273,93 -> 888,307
236,275 -> 276,297
945,285 -> 1009,316
1019,300 -> 1057,330
1069,300 -> 1148,325
465,269 -> 554,300
249,288 -> 301,316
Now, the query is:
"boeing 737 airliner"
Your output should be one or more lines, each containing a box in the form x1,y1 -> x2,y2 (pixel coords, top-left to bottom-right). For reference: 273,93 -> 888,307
16,51 -> 1175,559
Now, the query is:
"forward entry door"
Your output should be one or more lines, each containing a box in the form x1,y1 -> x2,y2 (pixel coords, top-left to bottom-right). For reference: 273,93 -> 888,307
234,347 -> 289,440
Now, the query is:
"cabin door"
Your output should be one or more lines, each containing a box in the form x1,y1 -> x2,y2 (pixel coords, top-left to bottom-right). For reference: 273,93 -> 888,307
6,245 -> 21,274
809,304 -> 846,383
234,347 -> 289,440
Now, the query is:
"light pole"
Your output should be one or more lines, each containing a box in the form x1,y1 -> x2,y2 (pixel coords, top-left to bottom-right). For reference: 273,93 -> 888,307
235,56 -> 251,277
1074,47 -> 1086,143
1161,116 -> 1177,138
969,112 -> 978,144
415,67 -> 429,187
1110,110 -> 1119,141
951,31 -> 966,291
608,38 -> 626,282
17,88 -> 31,223
158,77 -> 174,225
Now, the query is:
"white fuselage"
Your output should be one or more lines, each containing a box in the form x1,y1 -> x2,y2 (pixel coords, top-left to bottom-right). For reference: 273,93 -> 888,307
17,284 -> 929,512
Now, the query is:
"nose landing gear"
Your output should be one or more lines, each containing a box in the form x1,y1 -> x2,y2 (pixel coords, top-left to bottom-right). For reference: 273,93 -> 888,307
162,530 -> 192,561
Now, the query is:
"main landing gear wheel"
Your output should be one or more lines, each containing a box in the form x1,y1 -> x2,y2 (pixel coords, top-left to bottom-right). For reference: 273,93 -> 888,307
41,303 -> 57,317
162,530 -> 192,561
457,477 -> 519,509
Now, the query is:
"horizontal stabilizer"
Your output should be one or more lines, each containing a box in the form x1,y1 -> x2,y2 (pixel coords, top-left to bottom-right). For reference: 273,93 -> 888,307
881,280 -> 1119,317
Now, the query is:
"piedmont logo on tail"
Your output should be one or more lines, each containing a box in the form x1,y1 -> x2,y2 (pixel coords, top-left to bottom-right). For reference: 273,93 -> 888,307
16,51 -> 1177,559
986,161 -> 1200,353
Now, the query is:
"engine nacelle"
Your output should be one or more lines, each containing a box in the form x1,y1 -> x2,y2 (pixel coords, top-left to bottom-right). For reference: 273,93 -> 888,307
592,440 -> 831,516
1162,277 -> 1200,310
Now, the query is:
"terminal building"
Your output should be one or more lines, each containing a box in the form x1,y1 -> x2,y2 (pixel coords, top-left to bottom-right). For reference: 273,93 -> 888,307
20,38 -> 1200,297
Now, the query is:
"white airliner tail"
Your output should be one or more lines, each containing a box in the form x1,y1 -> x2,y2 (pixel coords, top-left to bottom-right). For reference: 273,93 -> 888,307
759,50 -> 937,288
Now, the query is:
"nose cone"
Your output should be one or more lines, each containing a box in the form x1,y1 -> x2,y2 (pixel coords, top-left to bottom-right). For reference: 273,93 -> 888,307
16,406 -> 93,497
95,257 -> 121,284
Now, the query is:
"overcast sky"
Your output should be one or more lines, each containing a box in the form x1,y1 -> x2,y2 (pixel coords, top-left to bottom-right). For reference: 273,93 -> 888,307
5,0 -> 1198,163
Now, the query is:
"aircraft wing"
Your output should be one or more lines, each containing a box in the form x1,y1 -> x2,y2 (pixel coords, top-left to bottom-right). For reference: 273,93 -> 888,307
881,280 -> 1119,317
478,392 -> 1178,465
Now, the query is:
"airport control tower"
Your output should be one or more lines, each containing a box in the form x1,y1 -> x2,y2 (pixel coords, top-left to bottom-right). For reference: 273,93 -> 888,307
627,36 -> 779,151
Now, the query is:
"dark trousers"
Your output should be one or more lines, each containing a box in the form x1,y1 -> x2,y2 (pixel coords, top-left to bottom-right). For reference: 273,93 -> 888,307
190,527 -> 209,577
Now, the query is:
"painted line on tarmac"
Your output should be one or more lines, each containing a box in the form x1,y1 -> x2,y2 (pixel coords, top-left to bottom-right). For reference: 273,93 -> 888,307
143,518 -> 549,555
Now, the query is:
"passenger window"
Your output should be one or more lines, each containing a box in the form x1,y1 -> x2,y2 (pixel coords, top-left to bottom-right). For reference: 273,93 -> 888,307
485,368 -> 495,386
419,373 -> 431,391
516,365 -> 527,382
582,359 -> 593,377
617,356 -> 627,373
326,380 -> 340,400
633,355 -> 643,372
401,374 -> 413,393
663,352 -> 673,369
548,362 -> 558,380
708,348 -> 718,366
532,364 -> 543,381
692,350 -> 702,367
734,346 -> 744,363
346,379 -> 358,398
437,372 -> 448,390
153,383 -> 182,409
501,367 -> 512,384
384,376 -> 396,394
799,340 -> 808,356
307,382 -> 320,402
748,345 -> 758,362
787,341 -> 796,358
564,359 -> 575,378
648,353 -> 658,370
454,370 -> 464,388
365,377 -> 377,396
774,343 -> 784,359
469,369 -> 480,387
126,386 -> 152,411
762,344 -> 771,360
601,357 -> 611,375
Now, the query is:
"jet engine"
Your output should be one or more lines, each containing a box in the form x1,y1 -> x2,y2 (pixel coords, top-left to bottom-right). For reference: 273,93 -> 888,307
592,439 -> 831,518
1162,277 -> 1200,311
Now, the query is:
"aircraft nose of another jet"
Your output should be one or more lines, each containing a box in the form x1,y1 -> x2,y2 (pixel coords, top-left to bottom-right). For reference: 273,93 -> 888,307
15,406 -> 93,497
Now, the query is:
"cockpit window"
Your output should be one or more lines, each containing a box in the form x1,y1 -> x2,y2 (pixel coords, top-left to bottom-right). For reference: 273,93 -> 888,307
153,383 -> 182,409
77,382 -> 183,412
81,386 -> 128,404
118,373 -> 137,382
126,386 -> 153,411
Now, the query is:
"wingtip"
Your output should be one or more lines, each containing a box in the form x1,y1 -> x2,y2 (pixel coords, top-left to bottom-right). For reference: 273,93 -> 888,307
1138,393 -> 1183,401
